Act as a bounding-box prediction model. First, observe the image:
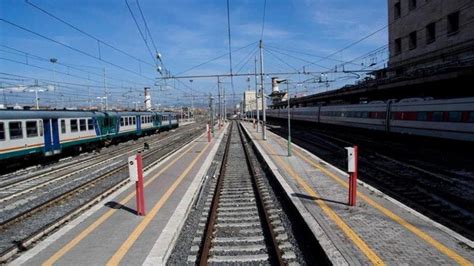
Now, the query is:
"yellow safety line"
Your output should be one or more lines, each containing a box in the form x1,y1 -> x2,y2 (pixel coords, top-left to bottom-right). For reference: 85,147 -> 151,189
42,142 -> 200,266
264,126 -> 471,266
260,140 -> 385,265
290,146 -> 472,266
106,140 -> 212,265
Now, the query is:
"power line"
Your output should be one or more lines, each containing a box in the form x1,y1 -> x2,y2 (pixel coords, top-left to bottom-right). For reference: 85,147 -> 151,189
0,44 -> 151,88
135,0 -> 159,55
174,41 -> 258,76
24,0 -> 155,68
260,0 -> 267,40
0,18 -> 156,81
124,0 -> 157,67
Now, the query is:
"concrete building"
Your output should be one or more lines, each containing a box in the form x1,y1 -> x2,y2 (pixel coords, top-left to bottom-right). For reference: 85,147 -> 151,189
242,90 -> 262,115
388,0 -> 474,75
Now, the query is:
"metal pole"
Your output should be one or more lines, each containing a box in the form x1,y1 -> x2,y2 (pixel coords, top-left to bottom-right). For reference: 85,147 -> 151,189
190,79 -> 194,119
103,68 -> 108,110
217,77 -> 221,126
223,85 -> 226,122
259,40 -> 266,140
255,56 -> 259,132
287,81 -> 291,156
35,89 -> 39,110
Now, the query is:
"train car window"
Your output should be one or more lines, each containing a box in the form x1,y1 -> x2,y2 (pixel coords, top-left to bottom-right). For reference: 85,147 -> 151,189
469,112 -> 474,123
120,117 -> 124,126
141,116 -> 144,123
79,119 -> 87,131
132,117 -> 136,125
362,112 -> 369,118
448,111 -> 462,122
87,119 -> 94,130
432,112 -> 443,122
9,121 -> 23,139
417,112 -> 428,121
61,120 -> 66,134
26,121 -> 38,137
0,122 -> 5,141
39,120 -> 43,136
71,119 -> 78,132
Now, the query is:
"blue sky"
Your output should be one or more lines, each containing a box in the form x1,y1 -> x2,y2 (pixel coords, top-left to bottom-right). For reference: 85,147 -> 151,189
0,0 -> 388,109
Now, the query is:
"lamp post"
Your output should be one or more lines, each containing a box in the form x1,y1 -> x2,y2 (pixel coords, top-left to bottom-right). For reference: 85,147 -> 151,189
27,88 -> 46,110
275,79 -> 292,156
286,81 -> 291,156
97,96 -> 107,110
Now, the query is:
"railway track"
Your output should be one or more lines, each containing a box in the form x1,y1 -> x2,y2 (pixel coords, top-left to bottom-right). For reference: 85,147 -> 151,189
0,124 -> 205,263
0,124 -> 193,190
268,123 -> 474,240
192,121 -> 295,264
0,124 -> 199,208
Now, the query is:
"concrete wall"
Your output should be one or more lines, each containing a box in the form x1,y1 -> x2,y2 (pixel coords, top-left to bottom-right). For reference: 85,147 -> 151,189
388,0 -> 474,69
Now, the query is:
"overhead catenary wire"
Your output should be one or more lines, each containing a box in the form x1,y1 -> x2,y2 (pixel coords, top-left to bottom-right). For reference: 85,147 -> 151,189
0,18 -> 156,81
0,44 -> 152,88
24,0 -> 155,68
124,0 -> 158,68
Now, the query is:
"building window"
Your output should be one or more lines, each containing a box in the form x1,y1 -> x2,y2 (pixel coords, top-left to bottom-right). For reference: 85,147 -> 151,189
0,122 -> 4,141
394,2 -> 401,19
426,22 -> 436,44
26,121 -> 38,138
394,38 -> 402,54
9,121 -> 23,139
409,31 -> 417,50
409,0 -> 417,11
447,11 -> 460,35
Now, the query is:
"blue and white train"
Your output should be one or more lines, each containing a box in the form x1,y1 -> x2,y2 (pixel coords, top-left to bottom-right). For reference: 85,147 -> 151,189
0,110 -> 178,160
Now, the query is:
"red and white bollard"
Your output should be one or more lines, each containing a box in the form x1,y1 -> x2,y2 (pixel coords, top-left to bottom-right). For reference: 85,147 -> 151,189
207,122 -> 211,142
345,146 -> 358,206
128,152 -> 146,215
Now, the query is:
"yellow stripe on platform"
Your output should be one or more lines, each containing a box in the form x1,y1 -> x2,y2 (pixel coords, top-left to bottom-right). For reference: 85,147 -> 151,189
42,142 -> 199,266
261,140 -> 385,265
289,144 -> 472,266
106,141 -> 211,265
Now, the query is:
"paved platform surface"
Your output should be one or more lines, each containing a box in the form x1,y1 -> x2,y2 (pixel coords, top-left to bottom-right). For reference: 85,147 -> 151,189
242,122 -> 474,265
12,123 -> 228,266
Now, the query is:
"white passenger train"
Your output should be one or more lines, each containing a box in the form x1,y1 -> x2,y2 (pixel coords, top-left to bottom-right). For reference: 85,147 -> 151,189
266,97 -> 474,141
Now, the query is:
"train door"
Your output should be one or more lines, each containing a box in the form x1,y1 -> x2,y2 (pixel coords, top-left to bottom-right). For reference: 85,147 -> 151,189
51,119 -> 61,154
385,101 -> 393,132
136,115 -> 142,136
42,118 -> 61,156
168,114 -> 172,128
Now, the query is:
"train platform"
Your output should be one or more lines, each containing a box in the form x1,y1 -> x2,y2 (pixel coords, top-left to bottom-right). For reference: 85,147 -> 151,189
240,121 -> 474,265
11,123 -> 229,265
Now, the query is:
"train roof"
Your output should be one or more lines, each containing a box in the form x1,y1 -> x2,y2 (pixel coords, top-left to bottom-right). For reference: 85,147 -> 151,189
0,110 -> 105,120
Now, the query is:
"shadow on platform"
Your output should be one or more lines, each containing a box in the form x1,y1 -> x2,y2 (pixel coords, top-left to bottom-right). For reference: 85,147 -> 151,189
291,193 -> 348,206
105,201 -> 137,215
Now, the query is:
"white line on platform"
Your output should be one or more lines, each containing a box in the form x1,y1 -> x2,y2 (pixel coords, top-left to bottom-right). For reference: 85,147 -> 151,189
11,131 -> 206,266
143,123 -> 228,266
